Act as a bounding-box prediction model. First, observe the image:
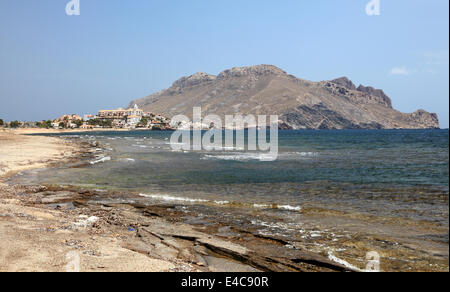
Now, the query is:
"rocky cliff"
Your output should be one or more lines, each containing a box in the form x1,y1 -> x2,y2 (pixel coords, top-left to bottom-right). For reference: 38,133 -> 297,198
129,65 -> 440,129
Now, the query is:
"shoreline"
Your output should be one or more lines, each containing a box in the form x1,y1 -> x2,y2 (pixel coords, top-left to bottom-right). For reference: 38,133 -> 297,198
7,128 -> 447,137
0,130 -> 187,271
7,128 -> 132,136
1,130 -> 447,272
0,129 -> 87,183
0,130 -> 351,272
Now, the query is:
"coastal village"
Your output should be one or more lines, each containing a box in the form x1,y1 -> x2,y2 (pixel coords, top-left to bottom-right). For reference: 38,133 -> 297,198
0,104 -> 173,131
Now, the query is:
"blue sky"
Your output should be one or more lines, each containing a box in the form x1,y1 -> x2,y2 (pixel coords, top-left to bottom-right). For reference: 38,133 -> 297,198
0,0 -> 448,127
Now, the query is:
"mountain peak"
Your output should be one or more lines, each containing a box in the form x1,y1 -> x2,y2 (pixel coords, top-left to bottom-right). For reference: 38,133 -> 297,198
218,64 -> 287,79
357,84 -> 392,108
330,77 -> 393,109
331,77 -> 357,90
172,72 -> 216,88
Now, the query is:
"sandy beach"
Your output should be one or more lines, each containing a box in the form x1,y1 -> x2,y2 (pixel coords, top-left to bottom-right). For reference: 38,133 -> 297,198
0,129 -> 81,181
1,129 -> 350,272
0,130 -> 183,272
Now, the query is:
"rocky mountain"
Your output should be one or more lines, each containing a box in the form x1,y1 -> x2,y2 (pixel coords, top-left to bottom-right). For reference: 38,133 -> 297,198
129,65 -> 440,129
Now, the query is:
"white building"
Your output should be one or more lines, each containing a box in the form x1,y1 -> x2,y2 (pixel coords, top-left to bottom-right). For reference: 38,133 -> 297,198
125,104 -> 143,126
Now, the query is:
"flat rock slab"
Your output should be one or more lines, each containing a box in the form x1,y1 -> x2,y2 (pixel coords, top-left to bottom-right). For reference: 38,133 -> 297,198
142,222 -> 250,256
38,191 -> 78,204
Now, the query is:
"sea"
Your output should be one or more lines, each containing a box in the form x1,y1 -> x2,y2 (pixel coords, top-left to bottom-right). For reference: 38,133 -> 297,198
11,129 -> 449,271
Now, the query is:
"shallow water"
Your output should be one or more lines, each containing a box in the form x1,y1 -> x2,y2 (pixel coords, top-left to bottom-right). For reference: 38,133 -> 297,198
12,129 -> 449,271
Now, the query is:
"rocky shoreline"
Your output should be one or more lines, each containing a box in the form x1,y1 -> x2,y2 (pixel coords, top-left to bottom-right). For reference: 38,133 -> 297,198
1,133 -> 353,272
2,132 -> 448,272
1,183 -> 354,272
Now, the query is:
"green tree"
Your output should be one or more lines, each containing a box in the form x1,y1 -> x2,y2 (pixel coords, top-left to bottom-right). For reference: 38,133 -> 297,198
137,117 -> 149,128
9,121 -> 20,128
0,119 -> 4,126
87,119 -> 112,128
59,122 -> 66,129
73,120 -> 83,128
35,120 -> 49,129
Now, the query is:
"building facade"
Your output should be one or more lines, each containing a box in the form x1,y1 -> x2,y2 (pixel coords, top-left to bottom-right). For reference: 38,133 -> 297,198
97,104 -> 143,127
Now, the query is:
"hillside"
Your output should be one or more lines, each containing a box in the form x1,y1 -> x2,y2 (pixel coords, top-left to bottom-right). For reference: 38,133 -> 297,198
129,65 -> 440,129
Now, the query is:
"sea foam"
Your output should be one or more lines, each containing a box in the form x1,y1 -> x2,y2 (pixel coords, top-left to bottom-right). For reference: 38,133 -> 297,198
90,156 -> 111,165
139,193 -> 209,203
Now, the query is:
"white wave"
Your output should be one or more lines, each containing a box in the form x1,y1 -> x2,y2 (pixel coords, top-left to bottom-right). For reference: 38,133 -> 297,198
138,194 -> 301,212
202,153 -> 277,162
203,146 -> 245,151
250,220 -> 293,230
275,152 -> 319,159
171,149 -> 190,153
309,231 -> 322,238
295,152 -> 319,157
139,193 -> 209,203
119,158 -> 135,162
278,205 -> 302,211
90,156 -> 111,165
253,203 -> 301,211
253,204 -> 271,209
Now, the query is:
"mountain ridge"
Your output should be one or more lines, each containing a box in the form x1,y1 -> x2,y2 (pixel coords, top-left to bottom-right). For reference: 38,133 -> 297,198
129,65 -> 440,130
